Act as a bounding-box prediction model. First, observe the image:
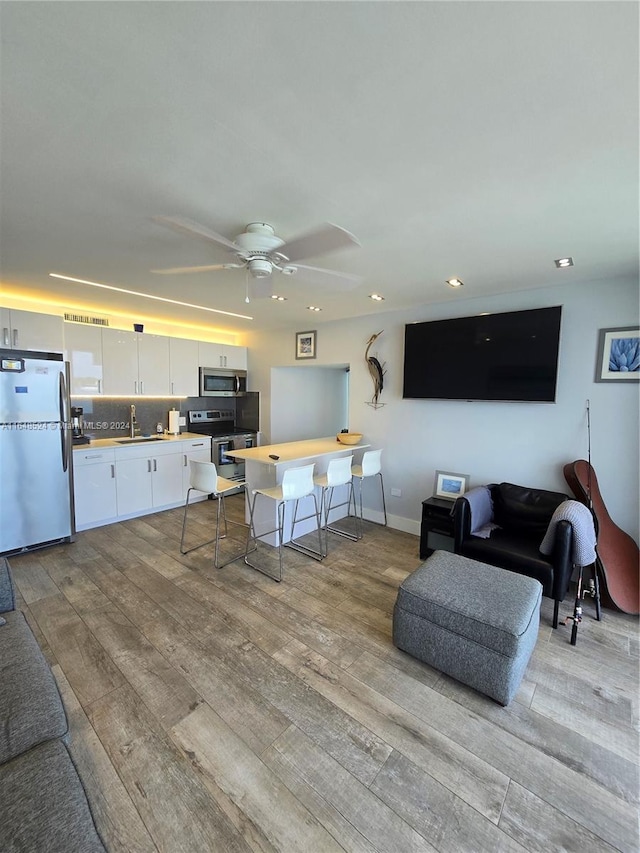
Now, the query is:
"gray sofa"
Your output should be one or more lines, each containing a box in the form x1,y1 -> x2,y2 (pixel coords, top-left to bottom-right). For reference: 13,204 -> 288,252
0,557 -> 106,852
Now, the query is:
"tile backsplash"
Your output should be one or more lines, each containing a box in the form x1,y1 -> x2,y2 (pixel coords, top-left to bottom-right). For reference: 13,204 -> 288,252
72,397 -> 213,439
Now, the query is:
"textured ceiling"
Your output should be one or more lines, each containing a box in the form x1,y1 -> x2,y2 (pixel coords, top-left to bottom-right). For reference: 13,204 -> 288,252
1,2 -> 638,335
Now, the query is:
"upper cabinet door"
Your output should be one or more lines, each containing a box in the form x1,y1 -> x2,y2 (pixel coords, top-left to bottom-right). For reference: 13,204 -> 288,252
169,338 -> 199,397
102,328 -> 139,395
137,333 -> 170,396
1,308 -> 64,353
64,323 -> 104,395
222,345 -> 247,370
197,340 -> 247,371
197,341 -> 224,368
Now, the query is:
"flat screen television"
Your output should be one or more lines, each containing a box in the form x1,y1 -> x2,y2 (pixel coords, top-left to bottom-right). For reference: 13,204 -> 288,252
403,306 -> 562,402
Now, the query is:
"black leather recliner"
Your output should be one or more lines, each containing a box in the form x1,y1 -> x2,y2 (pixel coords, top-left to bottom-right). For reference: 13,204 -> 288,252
452,482 -> 573,628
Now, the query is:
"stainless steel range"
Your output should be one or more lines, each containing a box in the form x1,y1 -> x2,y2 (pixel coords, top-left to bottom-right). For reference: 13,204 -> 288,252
187,409 -> 256,488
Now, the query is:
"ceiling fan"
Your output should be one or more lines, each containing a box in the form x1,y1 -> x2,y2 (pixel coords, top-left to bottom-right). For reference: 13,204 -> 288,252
151,217 -> 361,298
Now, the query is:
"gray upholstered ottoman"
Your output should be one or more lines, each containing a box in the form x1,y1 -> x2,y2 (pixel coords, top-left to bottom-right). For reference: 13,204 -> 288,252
393,550 -> 542,705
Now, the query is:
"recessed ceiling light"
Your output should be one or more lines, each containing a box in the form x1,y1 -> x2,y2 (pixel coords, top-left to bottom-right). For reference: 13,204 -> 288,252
369,294 -> 385,301
554,257 -> 574,268
271,294 -> 287,301
446,278 -> 464,288
307,306 -> 322,312
48,273 -> 253,320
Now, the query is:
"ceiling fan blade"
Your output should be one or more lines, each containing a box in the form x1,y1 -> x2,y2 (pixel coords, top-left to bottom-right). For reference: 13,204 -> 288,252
152,216 -> 239,252
290,263 -> 362,290
151,263 -> 243,275
278,223 -> 360,263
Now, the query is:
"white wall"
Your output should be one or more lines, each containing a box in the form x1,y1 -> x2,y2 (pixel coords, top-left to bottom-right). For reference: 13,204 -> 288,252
270,366 -> 349,443
246,276 -> 639,542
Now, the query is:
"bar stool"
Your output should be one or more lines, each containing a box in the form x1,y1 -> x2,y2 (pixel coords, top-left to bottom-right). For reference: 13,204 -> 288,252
313,455 -> 359,555
244,463 -> 323,582
180,460 -> 246,568
351,449 -> 387,528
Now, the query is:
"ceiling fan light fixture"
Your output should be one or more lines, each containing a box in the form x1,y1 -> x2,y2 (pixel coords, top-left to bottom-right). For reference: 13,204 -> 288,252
247,258 -> 273,278
446,278 -> 464,288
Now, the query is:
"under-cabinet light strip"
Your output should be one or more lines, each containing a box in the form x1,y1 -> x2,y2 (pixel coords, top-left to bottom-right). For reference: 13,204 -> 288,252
49,273 -> 253,321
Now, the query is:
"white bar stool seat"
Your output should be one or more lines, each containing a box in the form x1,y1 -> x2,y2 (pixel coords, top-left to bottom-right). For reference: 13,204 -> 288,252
244,463 -> 324,582
180,460 -> 246,568
313,454 -> 359,555
351,448 -> 387,528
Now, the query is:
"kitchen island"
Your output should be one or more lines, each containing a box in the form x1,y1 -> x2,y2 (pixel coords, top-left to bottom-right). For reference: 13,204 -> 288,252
230,437 -> 370,545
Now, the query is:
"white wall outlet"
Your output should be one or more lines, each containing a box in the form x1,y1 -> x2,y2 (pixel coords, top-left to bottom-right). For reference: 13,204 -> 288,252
391,488 -> 402,497
178,416 -> 186,426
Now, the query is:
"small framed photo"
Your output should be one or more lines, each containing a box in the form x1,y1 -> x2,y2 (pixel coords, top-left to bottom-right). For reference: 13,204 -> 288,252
434,470 -> 470,501
295,330 -> 317,360
595,327 -> 639,382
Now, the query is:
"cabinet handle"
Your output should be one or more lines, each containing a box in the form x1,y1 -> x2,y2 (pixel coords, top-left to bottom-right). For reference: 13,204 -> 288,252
97,378 -> 101,393
224,355 -> 227,367
85,454 -> 103,459
171,381 -> 175,395
2,328 -> 8,347
140,380 -> 144,394
153,459 -> 157,472
192,442 -> 204,447
147,459 -> 151,473
135,380 -> 138,394
183,454 -> 187,467
111,464 -> 115,478
12,329 -> 18,348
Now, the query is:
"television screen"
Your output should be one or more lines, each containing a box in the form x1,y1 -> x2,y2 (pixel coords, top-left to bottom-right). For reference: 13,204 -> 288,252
403,306 -> 562,402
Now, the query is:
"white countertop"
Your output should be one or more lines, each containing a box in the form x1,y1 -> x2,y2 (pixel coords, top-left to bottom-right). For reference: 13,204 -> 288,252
229,437 -> 369,465
72,432 -> 208,451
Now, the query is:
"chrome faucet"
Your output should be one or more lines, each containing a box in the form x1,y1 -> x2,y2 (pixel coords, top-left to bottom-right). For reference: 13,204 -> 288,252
129,404 -> 137,438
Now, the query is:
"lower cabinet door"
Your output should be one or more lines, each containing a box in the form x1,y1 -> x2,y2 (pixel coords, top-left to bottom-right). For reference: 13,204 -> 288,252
116,456 -> 153,516
151,453 -> 184,507
73,461 -> 117,528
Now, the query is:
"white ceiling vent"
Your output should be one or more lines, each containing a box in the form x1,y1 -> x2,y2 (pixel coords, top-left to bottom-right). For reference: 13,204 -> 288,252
64,311 -> 110,326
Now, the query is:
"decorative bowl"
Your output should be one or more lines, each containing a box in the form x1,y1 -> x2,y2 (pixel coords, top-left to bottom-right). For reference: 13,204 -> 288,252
336,432 -> 363,445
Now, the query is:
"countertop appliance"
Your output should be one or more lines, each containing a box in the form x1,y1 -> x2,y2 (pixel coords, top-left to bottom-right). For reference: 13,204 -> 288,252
199,366 -> 247,398
187,409 -> 256,489
71,406 -> 90,445
0,348 -> 75,554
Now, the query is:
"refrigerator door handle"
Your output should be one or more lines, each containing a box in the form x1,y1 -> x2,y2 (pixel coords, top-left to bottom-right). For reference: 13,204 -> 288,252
59,369 -> 71,473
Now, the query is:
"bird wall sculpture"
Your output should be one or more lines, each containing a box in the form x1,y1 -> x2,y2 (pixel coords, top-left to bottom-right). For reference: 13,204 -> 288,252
365,330 -> 385,408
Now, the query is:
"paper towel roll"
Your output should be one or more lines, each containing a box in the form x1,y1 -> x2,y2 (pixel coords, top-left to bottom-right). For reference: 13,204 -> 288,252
168,410 -> 180,435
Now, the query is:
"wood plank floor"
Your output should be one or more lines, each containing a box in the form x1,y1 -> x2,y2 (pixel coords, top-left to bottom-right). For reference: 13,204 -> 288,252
9,496 -> 639,853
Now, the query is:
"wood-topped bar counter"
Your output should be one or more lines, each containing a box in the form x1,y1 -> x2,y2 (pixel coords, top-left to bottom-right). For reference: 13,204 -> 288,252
230,437 -> 370,545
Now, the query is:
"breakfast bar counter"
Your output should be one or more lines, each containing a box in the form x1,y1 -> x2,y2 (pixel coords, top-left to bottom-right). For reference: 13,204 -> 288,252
231,437 -> 370,545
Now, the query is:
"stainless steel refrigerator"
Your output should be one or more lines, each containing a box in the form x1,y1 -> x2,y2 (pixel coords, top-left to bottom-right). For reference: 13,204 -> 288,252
0,349 -> 75,554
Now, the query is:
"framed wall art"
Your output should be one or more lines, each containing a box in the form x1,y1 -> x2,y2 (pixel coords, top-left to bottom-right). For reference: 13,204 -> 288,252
295,330 -> 317,360
433,470 -> 470,501
595,327 -> 640,382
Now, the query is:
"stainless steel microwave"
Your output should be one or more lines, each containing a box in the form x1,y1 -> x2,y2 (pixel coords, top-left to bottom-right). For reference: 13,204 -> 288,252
199,367 -> 247,397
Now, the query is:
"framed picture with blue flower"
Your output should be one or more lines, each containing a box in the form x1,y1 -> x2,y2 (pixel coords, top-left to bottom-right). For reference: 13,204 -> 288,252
595,327 -> 640,382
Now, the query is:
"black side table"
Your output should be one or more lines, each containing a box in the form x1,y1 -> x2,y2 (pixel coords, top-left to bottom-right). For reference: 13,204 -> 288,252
420,497 -> 456,559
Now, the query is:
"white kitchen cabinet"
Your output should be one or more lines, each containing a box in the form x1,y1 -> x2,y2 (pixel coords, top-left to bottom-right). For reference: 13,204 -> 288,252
64,323 -> 104,395
72,448 -> 117,529
197,341 -> 247,371
102,329 -> 170,395
180,437 -> 212,499
115,441 -> 184,517
169,337 -> 199,396
0,307 -> 64,353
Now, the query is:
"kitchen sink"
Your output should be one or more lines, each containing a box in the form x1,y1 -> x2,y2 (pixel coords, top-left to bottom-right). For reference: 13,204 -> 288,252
115,437 -> 166,445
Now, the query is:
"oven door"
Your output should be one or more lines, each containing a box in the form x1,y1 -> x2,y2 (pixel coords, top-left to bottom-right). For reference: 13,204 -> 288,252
213,438 -> 236,467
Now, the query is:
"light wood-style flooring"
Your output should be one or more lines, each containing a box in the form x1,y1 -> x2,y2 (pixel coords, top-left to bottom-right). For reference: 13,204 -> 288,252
8,496 -> 639,852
